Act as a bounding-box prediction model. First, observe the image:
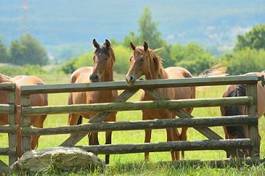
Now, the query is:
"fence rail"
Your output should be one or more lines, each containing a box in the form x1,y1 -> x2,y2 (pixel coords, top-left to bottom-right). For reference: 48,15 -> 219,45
20,75 -> 260,95
21,116 -> 256,135
76,139 -> 252,154
22,97 -> 252,115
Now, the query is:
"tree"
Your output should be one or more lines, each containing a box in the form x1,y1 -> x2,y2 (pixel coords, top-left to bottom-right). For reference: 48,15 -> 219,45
10,34 -> 49,65
171,43 -> 215,74
221,48 -> 265,75
123,7 -> 174,67
138,7 -> 164,49
235,24 -> 265,50
0,40 -> 9,63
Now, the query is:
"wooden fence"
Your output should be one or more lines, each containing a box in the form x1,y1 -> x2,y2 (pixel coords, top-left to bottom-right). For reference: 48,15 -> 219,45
0,75 -> 262,166
0,83 -> 16,165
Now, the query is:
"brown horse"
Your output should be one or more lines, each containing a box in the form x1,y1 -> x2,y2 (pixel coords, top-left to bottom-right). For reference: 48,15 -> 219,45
68,39 -> 117,164
125,42 -> 195,161
0,74 -> 47,157
220,72 -> 265,157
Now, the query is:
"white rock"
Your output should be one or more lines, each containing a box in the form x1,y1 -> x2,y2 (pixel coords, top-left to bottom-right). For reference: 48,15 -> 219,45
11,147 -> 104,172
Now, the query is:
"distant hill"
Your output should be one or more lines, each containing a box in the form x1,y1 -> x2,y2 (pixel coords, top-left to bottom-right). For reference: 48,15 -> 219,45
0,0 -> 264,60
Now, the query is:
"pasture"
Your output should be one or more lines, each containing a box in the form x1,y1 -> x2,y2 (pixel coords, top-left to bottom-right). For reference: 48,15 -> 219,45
1,74 -> 265,175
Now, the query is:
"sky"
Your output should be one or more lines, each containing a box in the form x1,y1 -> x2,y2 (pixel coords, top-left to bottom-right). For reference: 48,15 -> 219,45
0,0 -> 264,57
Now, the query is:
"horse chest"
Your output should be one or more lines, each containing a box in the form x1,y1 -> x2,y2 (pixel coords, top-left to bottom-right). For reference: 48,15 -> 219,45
141,90 -> 174,120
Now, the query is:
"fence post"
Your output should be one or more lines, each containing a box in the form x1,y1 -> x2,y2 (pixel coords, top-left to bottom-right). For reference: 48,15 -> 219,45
8,85 -> 16,165
246,83 -> 260,159
21,95 -> 31,154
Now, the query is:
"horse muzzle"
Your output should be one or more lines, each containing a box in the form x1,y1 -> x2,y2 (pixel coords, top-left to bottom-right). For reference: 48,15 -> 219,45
125,75 -> 136,85
89,74 -> 99,82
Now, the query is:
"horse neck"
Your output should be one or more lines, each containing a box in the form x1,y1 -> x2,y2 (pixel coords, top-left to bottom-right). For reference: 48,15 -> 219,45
102,68 -> 113,81
145,62 -> 168,80
101,56 -> 114,82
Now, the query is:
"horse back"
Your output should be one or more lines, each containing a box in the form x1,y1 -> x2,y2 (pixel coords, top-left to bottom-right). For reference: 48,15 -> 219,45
12,75 -> 48,107
70,67 -> 93,83
165,67 -> 195,100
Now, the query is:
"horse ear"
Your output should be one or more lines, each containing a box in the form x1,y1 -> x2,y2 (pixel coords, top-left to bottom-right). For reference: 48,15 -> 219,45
130,42 -> 136,50
93,39 -> 100,49
105,39 -> 111,48
143,41 -> 148,51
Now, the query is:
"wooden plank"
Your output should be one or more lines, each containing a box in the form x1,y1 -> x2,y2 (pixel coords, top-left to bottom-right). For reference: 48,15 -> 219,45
23,116 -> 256,135
247,84 -> 260,159
0,83 -> 16,91
22,97 -> 252,115
20,75 -> 259,95
8,90 -> 17,165
147,89 -> 223,140
60,89 -> 139,147
0,104 -> 12,112
76,139 -> 252,154
21,95 -> 31,154
0,125 -> 16,133
0,148 -> 16,155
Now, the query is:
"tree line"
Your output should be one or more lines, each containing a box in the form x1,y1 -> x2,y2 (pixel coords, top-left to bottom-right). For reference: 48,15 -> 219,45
63,8 -> 265,75
0,34 -> 49,66
1,8 -> 265,75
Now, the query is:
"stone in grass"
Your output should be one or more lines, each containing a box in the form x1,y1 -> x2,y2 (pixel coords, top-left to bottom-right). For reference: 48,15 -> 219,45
10,147 -> 105,173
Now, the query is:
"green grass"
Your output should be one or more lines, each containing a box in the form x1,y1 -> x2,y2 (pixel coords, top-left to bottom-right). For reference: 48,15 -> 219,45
1,74 -> 265,175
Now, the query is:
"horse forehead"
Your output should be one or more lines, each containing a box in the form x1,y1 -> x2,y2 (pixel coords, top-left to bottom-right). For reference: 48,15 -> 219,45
96,47 -> 109,56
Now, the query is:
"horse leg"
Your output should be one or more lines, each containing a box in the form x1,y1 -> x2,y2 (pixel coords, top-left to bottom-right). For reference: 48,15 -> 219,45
144,129 -> 152,160
68,113 -> 80,125
224,127 -> 232,158
166,128 -> 179,161
31,115 -> 46,149
179,127 -> 188,159
105,130 -> 112,164
16,127 -> 22,157
89,132 -> 99,146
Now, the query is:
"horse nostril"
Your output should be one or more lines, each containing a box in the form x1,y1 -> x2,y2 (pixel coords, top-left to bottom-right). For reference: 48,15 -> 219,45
90,74 -> 99,82
125,75 -> 135,84
130,76 -> 134,82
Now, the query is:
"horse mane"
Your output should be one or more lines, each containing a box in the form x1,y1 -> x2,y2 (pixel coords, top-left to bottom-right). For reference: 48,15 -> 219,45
102,43 -> 115,63
109,47 -> 115,63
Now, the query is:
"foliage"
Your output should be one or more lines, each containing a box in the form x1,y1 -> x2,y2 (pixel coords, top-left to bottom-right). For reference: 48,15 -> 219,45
235,24 -> 265,50
123,32 -> 141,48
138,8 -> 164,49
0,40 -> 9,63
123,7 -> 174,67
113,45 -> 131,73
9,34 -> 49,65
171,43 -> 215,74
221,48 -> 265,75
61,45 -> 131,74
0,64 -> 47,76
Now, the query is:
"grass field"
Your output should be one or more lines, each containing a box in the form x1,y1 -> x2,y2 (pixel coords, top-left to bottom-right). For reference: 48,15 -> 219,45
1,74 -> 265,175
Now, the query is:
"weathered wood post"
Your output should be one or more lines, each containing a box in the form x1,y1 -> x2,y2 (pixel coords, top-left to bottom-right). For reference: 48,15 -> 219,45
8,84 -> 16,165
246,82 -> 260,159
21,95 -> 31,154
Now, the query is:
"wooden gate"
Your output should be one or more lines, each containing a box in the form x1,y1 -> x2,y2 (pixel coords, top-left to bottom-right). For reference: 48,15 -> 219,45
0,75 -> 262,165
0,83 -> 16,165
